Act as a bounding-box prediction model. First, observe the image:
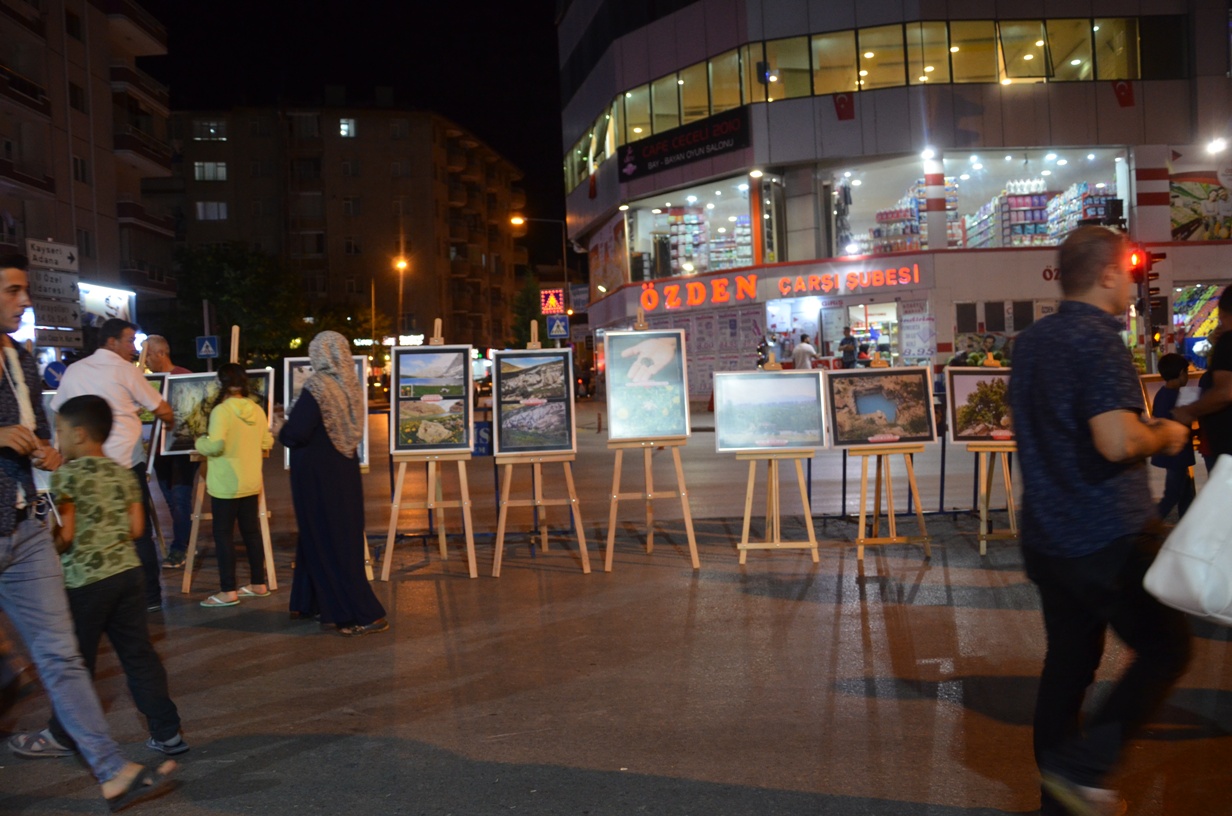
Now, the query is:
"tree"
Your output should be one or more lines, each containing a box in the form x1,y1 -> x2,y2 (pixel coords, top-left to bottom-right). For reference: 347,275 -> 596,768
510,275 -> 546,349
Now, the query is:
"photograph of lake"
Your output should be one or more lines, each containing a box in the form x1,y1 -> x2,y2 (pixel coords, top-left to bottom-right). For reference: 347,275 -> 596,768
825,368 -> 935,447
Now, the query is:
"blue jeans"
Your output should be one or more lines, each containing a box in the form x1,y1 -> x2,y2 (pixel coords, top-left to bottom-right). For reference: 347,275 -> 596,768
154,456 -> 199,557
0,516 -> 126,782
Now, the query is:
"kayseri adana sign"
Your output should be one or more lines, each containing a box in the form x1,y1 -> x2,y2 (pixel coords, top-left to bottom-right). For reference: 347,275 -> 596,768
618,108 -> 750,182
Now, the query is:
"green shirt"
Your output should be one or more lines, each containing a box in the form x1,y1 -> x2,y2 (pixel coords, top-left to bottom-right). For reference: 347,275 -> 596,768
50,457 -> 142,589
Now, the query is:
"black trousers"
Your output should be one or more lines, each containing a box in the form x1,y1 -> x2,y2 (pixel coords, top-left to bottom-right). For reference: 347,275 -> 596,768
130,463 -> 162,607
1022,527 -> 1190,789
48,567 -> 180,745
1156,465 -> 1195,520
212,494 -> 265,592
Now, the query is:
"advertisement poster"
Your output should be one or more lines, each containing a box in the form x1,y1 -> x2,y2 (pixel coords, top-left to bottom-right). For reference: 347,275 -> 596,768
587,212 -> 629,302
693,314 -> 717,353
1170,146 -> 1232,241
689,355 -> 716,398
718,314 -> 741,352
898,300 -> 937,360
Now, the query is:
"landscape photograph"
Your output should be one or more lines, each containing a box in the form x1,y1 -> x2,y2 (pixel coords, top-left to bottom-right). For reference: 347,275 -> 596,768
395,347 -> 468,400
947,368 -> 1013,442
391,346 -> 472,454
714,371 -> 826,453
494,350 -> 574,454
163,370 -> 274,455
284,356 -> 369,466
604,329 -> 689,440
825,368 -> 936,448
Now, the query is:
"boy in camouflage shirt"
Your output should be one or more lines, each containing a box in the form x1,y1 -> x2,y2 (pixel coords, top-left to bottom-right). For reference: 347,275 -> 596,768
7,395 -> 187,759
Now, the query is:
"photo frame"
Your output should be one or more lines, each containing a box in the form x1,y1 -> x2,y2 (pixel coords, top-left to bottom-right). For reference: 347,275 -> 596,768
603,329 -> 690,441
390,345 -> 473,454
492,348 -> 575,455
1140,373 -> 1200,418
162,369 -> 275,456
945,367 -> 1013,443
283,356 -> 370,468
824,367 -> 937,448
713,371 -> 827,453
141,372 -> 168,463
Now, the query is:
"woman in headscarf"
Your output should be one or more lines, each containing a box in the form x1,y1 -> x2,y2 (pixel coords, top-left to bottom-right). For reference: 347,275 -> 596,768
276,331 -> 387,636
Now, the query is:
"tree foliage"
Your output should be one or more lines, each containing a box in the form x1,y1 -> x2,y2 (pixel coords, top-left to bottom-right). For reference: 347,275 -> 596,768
955,379 -> 1011,435
510,275 -> 546,349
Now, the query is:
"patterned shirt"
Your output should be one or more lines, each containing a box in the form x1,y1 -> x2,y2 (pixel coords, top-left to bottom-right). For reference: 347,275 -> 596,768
51,457 -> 141,589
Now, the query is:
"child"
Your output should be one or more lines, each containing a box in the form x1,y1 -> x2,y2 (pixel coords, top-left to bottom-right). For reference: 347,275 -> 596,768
1151,353 -> 1196,520
8,395 -> 188,758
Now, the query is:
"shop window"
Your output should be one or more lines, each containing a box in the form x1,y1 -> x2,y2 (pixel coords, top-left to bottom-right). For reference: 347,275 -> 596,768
999,20 -> 1049,80
812,31 -> 857,95
1094,19 -> 1139,79
651,74 -> 680,133
610,98 -> 626,149
709,49 -> 742,113
906,21 -> 950,85
624,84 -> 650,141
950,20 -> 998,83
742,42 -> 766,104
679,61 -> 709,123
1047,19 -> 1094,80
764,36 -> 811,101
1139,16 -> 1187,80
857,25 -> 906,90
1012,301 -> 1035,332
985,301 -> 1006,332
955,302 -> 978,334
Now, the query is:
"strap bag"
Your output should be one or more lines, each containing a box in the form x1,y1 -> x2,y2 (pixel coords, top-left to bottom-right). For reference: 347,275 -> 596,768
1143,454 -> 1232,625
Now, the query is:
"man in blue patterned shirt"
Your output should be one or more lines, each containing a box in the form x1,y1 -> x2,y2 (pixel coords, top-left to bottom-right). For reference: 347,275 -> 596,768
1010,227 -> 1192,816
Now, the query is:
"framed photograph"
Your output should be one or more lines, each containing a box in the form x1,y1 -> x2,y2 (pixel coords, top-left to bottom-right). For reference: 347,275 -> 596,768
824,367 -> 937,448
390,345 -> 473,454
946,367 -> 1014,443
492,349 -> 575,455
162,369 -> 275,456
1140,373 -> 1200,418
713,371 -> 827,453
140,373 -> 168,462
283,356 -> 370,468
603,329 -> 690,441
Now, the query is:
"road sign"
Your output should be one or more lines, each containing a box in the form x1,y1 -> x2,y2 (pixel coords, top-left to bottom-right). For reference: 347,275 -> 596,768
540,288 -> 565,315
36,329 -> 82,347
546,314 -> 570,339
25,239 -> 79,273
196,335 -> 220,358
32,299 -> 80,330
28,269 -> 80,301
43,361 -> 67,389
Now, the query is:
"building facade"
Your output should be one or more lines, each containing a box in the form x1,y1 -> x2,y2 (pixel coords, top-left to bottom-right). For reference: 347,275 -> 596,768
154,104 -> 526,349
1,0 -> 174,296
558,0 -> 1232,388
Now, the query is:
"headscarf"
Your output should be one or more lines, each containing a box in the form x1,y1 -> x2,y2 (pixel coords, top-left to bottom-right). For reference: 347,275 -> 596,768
301,331 -> 364,456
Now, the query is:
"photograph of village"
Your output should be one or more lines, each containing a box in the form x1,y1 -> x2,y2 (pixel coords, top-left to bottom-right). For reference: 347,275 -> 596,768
714,371 -> 826,453
825,368 -> 936,448
494,351 -> 574,454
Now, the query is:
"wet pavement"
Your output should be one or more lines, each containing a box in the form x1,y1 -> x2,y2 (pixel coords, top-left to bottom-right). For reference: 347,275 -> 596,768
1,400 -> 1228,815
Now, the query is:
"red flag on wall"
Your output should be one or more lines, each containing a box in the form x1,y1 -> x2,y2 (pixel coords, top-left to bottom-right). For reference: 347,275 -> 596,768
833,93 -> 855,121
1112,80 -> 1135,108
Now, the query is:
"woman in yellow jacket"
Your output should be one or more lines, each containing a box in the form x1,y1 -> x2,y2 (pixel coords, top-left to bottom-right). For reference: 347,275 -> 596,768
196,364 -> 273,608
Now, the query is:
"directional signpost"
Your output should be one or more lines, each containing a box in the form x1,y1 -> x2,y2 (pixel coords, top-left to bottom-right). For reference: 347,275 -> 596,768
26,240 -> 83,349
25,239 -> 79,273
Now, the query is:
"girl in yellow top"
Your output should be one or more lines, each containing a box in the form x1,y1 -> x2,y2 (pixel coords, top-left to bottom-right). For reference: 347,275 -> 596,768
195,364 -> 273,607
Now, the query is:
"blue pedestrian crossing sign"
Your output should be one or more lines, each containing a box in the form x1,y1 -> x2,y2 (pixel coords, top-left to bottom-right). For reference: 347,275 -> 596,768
546,314 -> 569,339
195,335 -> 220,358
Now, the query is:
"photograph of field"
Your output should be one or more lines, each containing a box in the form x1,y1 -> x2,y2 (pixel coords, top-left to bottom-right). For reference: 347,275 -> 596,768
391,345 -> 472,454
162,370 -> 274,455
825,368 -> 935,448
604,329 -> 689,441
714,371 -> 826,453
493,350 -> 574,454
947,368 -> 1013,443
284,356 -> 369,467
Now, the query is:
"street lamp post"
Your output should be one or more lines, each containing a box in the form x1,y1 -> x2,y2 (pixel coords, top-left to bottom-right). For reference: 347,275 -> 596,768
510,215 -> 569,303
394,257 -> 408,335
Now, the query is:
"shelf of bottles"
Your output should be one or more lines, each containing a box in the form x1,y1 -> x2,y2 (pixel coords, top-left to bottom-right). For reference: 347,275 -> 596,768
710,215 -> 753,270
1046,182 -> 1121,244
964,179 -> 1060,249
914,177 -> 963,249
667,207 -> 710,274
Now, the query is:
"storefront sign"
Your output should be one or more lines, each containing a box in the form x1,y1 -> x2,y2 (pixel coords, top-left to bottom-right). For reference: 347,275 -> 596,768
638,274 -> 759,312
773,264 -> 922,297
619,108 -> 750,182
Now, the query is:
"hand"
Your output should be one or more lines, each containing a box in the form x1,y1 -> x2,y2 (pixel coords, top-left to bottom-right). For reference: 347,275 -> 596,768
620,337 -> 676,383
1171,405 -> 1195,427
31,443 -> 62,471
1155,419 -> 1193,456
270,405 -> 286,436
0,425 -> 39,455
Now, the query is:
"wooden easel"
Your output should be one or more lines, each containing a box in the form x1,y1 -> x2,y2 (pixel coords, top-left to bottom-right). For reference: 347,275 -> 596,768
968,441 -> 1017,555
849,444 -> 931,561
380,320 -> 477,580
736,450 -> 818,564
604,438 -> 699,571
491,452 -> 589,576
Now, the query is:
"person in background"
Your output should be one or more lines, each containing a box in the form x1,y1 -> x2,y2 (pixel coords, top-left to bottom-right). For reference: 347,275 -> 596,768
142,336 -> 198,570
195,364 -> 273,608
1150,353 -> 1196,520
1173,285 -> 1232,471
838,326 -> 857,368
791,334 -> 818,370
8,396 -> 187,760
275,331 -> 387,637
856,344 -> 870,365
1009,226 -> 1191,816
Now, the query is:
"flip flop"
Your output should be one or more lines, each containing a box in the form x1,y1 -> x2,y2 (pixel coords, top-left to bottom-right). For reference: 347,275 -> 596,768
200,594 -> 239,608
8,729 -> 76,758
106,761 -> 177,813
238,586 -> 270,597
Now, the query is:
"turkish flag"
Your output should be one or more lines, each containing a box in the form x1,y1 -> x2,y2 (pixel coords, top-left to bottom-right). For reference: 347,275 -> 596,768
1112,80 -> 1135,108
834,93 -> 855,121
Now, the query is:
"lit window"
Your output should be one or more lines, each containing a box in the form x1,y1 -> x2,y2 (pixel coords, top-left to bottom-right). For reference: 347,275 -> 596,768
193,161 -> 228,181
340,118 -> 357,138
192,120 -> 227,141
195,201 -> 228,221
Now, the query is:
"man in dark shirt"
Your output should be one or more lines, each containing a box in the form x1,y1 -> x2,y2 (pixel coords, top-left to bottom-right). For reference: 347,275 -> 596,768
838,326 -> 857,368
1009,227 -> 1192,816
1174,285 -> 1232,468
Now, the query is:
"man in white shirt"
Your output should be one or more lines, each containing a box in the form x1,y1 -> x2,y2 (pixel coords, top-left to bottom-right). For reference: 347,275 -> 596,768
791,334 -> 818,370
51,319 -> 173,611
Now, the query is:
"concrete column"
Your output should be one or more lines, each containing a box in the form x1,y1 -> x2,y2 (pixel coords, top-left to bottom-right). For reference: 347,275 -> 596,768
1129,145 -> 1171,243
922,157 -> 948,250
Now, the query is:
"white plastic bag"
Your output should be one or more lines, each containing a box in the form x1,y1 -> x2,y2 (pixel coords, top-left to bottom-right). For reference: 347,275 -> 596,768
1144,454 -> 1232,625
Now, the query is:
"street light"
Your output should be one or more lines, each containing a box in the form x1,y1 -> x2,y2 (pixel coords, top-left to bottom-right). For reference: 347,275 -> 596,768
394,257 -> 408,334
510,215 -> 569,305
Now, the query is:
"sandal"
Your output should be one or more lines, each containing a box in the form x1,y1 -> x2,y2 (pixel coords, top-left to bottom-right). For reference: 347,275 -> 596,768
238,585 -> 270,597
106,761 -> 177,812
8,729 -> 76,758
200,594 -> 239,608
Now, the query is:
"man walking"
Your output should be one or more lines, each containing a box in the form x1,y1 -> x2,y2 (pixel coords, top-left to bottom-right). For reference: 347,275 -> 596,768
143,336 -> 198,569
791,334 -> 818,370
1009,227 -> 1192,816
51,319 -> 173,611
838,326 -> 857,368
0,256 -> 175,810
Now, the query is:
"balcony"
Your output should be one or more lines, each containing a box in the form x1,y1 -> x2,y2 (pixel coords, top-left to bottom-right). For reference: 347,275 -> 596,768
109,62 -> 169,113
0,2 -> 44,36
0,157 -> 54,195
467,263 -> 487,282
113,126 -> 172,176
460,162 -> 482,183
99,0 -> 168,56
468,228 -> 486,246
462,191 -> 483,214
450,258 -> 468,278
510,187 -> 526,211
116,197 -> 174,237
447,183 -> 466,208
448,219 -> 467,243
0,62 -> 50,117
445,149 -> 466,172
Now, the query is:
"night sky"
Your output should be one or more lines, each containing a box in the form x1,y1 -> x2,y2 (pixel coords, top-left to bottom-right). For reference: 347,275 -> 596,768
139,0 -> 568,259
